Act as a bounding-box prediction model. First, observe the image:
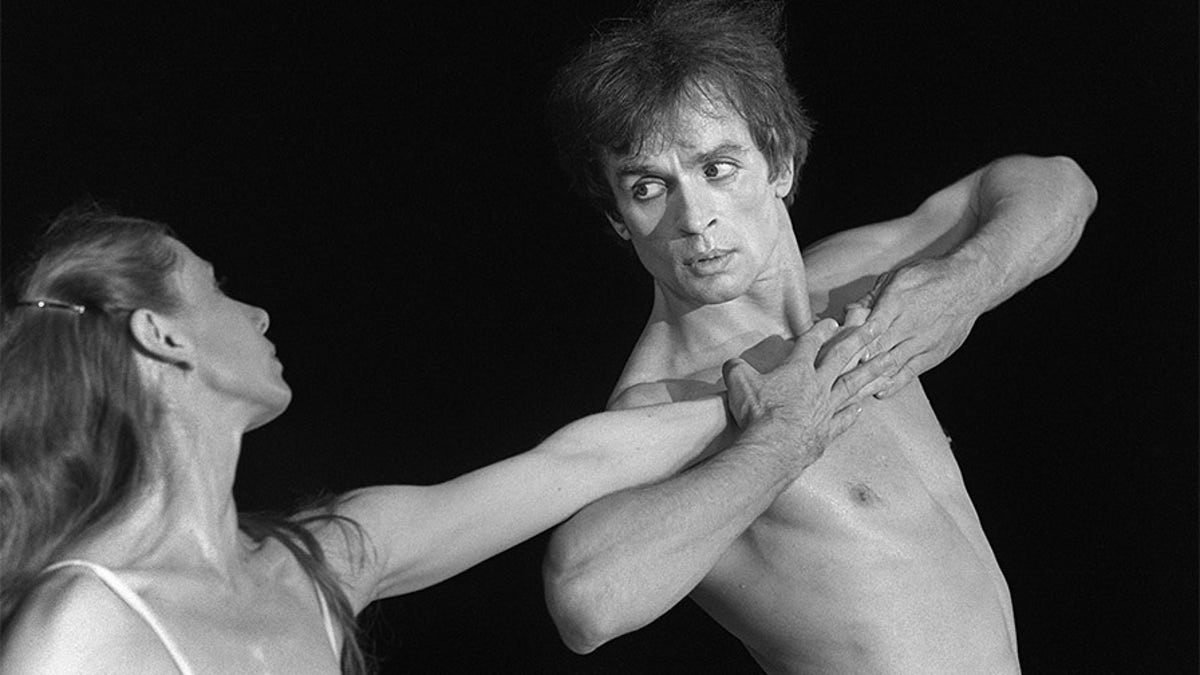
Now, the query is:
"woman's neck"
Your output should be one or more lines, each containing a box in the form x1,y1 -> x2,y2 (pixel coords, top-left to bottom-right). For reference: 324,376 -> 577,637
71,408 -> 249,580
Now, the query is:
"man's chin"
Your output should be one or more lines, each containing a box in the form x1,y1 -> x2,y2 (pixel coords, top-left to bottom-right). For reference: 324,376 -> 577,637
678,280 -> 746,307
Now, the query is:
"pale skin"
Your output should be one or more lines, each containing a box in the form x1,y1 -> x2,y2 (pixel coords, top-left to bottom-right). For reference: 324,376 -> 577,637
543,101 -> 1096,673
0,238 -> 865,673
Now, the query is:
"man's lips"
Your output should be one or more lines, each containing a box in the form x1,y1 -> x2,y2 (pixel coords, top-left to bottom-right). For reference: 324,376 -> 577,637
685,248 -> 733,267
683,249 -> 735,276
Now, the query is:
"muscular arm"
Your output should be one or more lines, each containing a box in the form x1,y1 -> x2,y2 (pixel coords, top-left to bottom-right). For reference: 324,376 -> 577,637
806,154 -> 1096,395
315,397 -> 729,613
542,320 -> 868,654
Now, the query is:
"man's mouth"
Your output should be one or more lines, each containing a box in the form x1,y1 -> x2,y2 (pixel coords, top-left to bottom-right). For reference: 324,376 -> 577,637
685,249 -> 733,273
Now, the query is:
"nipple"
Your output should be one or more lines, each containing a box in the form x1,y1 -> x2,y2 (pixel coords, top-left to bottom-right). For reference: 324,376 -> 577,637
847,482 -> 882,507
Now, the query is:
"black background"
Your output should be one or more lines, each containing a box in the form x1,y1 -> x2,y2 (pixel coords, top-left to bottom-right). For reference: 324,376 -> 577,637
3,2 -> 1196,673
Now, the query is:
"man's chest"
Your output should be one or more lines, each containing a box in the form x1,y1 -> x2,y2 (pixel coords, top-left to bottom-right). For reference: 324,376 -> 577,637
749,387 -> 967,550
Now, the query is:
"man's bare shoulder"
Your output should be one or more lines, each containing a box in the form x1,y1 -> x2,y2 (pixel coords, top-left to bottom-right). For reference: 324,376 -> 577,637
609,320 -> 732,409
610,376 -> 726,411
608,321 -> 681,408
1,566 -> 167,673
803,218 -> 909,318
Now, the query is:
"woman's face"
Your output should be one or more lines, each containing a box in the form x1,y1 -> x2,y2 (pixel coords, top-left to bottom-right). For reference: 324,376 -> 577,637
167,239 -> 291,429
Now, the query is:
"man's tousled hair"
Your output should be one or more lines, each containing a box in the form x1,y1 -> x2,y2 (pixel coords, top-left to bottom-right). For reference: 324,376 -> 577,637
548,0 -> 815,223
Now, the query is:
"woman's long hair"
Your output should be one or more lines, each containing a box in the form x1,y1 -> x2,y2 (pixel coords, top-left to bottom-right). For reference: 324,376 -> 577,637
0,205 -> 368,673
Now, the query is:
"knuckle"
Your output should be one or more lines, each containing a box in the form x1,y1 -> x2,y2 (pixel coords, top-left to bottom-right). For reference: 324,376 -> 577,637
831,333 -> 868,362
866,377 -> 891,396
830,378 -> 851,403
798,327 -> 831,351
840,369 -> 866,391
874,351 -> 899,372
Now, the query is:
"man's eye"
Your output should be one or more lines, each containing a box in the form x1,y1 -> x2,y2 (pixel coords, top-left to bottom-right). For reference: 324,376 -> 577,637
632,181 -> 666,200
704,162 -> 737,180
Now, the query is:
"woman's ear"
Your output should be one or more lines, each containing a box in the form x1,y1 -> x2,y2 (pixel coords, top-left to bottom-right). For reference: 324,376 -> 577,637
606,213 -> 632,241
129,309 -> 193,369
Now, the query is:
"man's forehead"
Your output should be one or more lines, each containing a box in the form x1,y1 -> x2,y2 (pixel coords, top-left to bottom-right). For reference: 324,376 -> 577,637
608,104 -> 754,167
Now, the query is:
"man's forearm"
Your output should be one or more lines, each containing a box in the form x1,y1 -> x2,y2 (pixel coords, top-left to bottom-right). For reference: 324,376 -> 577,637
543,415 -> 808,654
826,155 -> 1097,397
949,155 -> 1096,313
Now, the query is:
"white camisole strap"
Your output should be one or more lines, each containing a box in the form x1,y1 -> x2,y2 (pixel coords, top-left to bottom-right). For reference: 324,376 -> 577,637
313,582 -> 341,660
42,559 -> 196,675
43,559 -> 341,668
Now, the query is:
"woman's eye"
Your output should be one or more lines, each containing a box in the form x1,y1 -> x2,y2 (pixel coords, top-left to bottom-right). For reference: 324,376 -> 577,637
633,181 -> 666,200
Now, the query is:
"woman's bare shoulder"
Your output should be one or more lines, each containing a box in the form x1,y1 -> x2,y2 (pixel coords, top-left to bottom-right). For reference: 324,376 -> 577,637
0,566 -> 174,673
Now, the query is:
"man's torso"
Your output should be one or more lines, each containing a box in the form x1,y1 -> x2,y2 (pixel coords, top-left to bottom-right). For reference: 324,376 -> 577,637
615,325 -> 1018,674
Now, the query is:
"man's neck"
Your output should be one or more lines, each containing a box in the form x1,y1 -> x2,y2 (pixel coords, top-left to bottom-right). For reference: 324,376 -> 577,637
650,225 -> 813,357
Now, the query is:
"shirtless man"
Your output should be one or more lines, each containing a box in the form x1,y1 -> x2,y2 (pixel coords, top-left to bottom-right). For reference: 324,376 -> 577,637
541,1 -> 1097,672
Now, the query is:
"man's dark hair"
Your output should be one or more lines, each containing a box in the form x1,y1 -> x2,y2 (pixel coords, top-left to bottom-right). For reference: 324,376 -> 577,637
548,0 -> 815,223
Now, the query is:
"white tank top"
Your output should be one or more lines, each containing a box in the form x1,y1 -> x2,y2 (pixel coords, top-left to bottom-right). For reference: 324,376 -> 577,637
41,558 -> 341,674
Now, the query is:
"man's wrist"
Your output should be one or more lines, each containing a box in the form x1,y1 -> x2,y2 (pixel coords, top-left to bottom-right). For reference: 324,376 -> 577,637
737,411 -> 818,477
940,244 -> 1007,315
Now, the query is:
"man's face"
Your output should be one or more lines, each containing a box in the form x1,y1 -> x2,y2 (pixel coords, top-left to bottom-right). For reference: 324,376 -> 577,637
603,102 -> 794,306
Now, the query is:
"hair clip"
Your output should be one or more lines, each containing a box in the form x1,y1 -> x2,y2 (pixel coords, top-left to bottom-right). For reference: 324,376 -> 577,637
15,299 -> 86,314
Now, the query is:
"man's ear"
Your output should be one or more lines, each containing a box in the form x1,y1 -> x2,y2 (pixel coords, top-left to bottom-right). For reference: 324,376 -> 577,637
129,309 -> 193,369
773,157 -> 796,200
605,212 -> 632,241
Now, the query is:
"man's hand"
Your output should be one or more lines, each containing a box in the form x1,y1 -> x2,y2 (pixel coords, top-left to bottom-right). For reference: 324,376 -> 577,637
722,318 -> 871,466
840,257 -> 980,398
737,305 -> 871,375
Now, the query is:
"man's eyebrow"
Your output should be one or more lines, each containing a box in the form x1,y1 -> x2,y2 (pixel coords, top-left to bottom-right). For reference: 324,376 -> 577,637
613,159 -> 656,180
691,142 -> 751,166
613,141 -> 751,180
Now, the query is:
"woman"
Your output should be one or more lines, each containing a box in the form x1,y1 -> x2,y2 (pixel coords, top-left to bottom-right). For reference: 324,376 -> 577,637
0,205 -> 736,673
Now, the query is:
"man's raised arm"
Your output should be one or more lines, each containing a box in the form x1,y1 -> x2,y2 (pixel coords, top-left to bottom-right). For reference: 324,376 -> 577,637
806,154 -> 1097,397
543,319 -> 871,654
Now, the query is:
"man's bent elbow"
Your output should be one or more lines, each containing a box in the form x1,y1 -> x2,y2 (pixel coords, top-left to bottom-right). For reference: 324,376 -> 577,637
1045,155 -> 1097,260
1058,155 -> 1098,219
544,575 -> 620,654
543,547 -> 626,654
547,598 -> 611,655
1002,154 -> 1096,253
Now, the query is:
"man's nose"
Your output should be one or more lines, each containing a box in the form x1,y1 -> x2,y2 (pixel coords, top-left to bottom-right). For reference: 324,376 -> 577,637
674,181 -> 716,235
